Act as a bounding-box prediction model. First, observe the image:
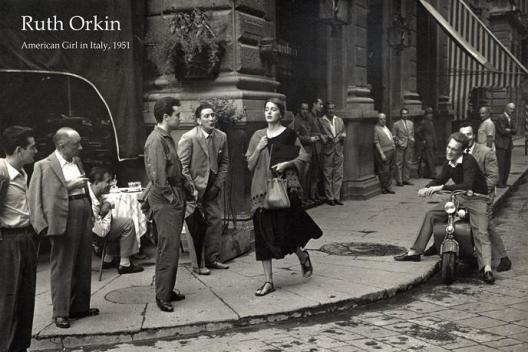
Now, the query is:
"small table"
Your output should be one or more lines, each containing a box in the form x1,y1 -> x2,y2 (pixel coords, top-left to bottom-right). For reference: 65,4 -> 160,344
103,190 -> 147,247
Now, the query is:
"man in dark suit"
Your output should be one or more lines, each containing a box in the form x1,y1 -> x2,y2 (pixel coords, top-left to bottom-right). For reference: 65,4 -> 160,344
178,103 -> 230,274
0,126 -> 38,352
29,127 -> 98,328
495,102 -> 517,188
415,107 -> 437,178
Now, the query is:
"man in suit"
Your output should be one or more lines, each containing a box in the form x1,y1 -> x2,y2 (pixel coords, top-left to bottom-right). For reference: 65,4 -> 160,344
459,123 -> 511,272
392,107 -> 415,186
289,103 -> 323,202
319,102 -> 346,206
29,127 -> 98,328
495,102 -> 517,188
307,98 -> 325,201
373,113 -> 395,194
0,126 -> 38,352
415,107 -> 437,179
178,103 -> 230,275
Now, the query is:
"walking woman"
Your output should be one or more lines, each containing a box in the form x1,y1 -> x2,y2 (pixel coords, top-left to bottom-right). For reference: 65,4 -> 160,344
245,98 -> 323,296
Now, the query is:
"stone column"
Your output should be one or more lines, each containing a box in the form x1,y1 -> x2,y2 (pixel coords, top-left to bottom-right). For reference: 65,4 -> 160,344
340,0 -> 381,199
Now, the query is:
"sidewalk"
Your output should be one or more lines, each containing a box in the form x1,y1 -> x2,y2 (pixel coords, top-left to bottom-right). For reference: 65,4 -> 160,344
30,142 -> 528,351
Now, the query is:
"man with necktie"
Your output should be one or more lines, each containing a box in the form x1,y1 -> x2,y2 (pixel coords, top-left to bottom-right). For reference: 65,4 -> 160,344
29,127 -> 98,328
495,102 -> 517,188
373,113 -> 395,194
178,103 -> 230,274
392,107 -> 415,186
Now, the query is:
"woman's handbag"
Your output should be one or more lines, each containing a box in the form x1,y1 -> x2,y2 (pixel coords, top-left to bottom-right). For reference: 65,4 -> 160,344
263,144 -> 291,209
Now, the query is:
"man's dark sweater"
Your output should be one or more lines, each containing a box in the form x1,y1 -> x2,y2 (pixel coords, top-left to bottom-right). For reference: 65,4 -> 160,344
427,154 -> 488,195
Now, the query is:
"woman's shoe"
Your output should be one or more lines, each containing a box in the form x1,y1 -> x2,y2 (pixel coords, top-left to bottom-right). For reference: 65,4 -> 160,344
301,250 -> 313,278
255,282 -> 275,296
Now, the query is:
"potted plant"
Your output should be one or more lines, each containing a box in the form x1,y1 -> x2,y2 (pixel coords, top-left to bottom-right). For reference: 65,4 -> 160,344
201,97 -> 245,132
148,8 -> 226,80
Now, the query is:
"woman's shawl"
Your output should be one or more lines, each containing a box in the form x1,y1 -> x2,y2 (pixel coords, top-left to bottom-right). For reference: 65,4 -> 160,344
245,128 -> 309,213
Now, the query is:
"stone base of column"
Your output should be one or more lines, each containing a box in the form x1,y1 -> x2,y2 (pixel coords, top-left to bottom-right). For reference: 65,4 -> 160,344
342,174 -> 381,200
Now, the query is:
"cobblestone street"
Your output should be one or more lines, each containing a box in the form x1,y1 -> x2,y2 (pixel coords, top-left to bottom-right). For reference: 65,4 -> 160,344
72,177 -> 528,352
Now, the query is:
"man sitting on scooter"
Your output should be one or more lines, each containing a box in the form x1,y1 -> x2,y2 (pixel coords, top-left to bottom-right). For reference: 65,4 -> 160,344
394,132 -> 495,284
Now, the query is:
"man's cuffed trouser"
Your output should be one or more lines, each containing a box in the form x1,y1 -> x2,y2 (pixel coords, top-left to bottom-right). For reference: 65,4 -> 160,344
411,203 -> 447,253
106,217 -> 139,258
322,151 -> 344,201
375,149 -> 395,190
496,146 -> 512,186
152,204 -> 185,302
459,196 -> 492,270
0,230 -> 36,352
487,192 -> 507,261
395,146 -> 412,183
49,197 -> 92,318
202,190 -> 223,266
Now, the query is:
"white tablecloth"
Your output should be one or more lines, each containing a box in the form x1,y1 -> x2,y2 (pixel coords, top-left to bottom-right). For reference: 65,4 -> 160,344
103,191 -> 147,247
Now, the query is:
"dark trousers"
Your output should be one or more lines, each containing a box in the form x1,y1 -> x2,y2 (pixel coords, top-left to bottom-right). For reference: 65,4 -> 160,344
0,231 -> 36,352
411,203 -> 446,253
375,149 -> 395,190
496,147 -> 512,186
419,146 -> 436,178
152,204 -> 184,302
49,198 -> 92,318
202,186 -> 223,266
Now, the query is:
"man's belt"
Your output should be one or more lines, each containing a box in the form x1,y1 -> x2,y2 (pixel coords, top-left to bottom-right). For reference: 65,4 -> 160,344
0,226 -> 34,236
68,193 -> 88,201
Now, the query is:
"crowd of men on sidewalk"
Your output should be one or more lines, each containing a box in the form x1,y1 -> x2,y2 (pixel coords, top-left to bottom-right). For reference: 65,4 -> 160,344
0,97 -> 518,352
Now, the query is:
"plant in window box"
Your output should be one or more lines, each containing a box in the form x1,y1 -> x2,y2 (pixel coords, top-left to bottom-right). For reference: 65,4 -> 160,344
148,8 -> 226,80
198,98 -> 246,132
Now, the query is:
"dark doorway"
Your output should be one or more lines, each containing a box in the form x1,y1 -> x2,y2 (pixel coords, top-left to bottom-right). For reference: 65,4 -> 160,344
367,0 -> 384,113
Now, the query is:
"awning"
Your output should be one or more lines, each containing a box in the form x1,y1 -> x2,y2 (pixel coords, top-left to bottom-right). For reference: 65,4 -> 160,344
418,0 -> 528,119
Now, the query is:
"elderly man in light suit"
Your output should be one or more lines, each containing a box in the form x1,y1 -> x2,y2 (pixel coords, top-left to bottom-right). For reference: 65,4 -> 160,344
319,102 -> 346,206
29,127 -> 98,329
392,107 -> 415,186
178,103 -> 230,275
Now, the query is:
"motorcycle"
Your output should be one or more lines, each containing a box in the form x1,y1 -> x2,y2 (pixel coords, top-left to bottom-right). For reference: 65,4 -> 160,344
432,190 -> 489,284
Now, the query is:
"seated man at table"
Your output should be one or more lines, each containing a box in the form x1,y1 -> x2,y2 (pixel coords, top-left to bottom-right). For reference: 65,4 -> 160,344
88,167 -> 144,274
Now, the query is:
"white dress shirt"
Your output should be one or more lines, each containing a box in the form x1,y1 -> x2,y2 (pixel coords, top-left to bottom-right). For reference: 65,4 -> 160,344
55,150 -> 85,195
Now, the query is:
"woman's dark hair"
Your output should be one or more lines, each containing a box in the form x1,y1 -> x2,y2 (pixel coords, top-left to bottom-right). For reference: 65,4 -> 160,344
1,125 -> 34,155
265,98 -> 285,117
154,97 -> 180,123
89,166 -> 111,183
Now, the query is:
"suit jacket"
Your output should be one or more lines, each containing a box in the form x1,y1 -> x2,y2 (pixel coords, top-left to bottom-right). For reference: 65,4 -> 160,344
415,119 -> 436,148
0,159 -> 10,239
470,143 -> 498,192
28,152 -> 91,236
319,115 -> 346,156
392,118 -> 415,149
495,112 -> 517,150
178,127 -> 229,198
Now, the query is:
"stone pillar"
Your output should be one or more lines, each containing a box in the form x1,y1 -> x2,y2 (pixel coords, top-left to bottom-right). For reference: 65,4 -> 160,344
340,0 -> 381,199
144,0 -> 282,261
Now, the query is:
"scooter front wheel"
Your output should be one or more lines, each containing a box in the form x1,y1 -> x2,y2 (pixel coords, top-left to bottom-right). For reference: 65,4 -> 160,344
441,252 -> 457,285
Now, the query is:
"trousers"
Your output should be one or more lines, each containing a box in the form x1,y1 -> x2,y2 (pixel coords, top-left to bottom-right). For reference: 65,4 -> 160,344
0,231 -> 36,352
106,217 -> 139,258
395,146 -> 412,183
496,147 -> 512,186
322,151 -> 344,201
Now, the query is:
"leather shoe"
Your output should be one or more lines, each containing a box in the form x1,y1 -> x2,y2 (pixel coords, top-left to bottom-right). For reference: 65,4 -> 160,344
206,261 -> 229,270
54,317 -> 70,328
193,267 -> 211,275
334,200 -> 344,205
497,257 -> 512,272
397,182 -> 404,187
394,253 -> 421,262
118,263 -> 144,274
170,290 -> 186,302
156,297 -> 174,312
423,245 -> 438,257
70,308 -> 100,319
385,188 -> 395,194
403,181 -> 414,186
327,200 -> 336,206
102,258 -> 118,269
481,270 -> 495,284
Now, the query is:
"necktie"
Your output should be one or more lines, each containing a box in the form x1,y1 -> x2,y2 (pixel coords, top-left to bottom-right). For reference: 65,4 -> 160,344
207,134 -> 218,174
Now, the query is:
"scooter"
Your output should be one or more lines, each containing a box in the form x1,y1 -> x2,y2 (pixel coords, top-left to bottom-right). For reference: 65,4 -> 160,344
432,190 -> 489,284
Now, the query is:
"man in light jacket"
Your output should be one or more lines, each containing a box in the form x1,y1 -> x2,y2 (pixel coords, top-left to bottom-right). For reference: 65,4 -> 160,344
392,107 -> 415,186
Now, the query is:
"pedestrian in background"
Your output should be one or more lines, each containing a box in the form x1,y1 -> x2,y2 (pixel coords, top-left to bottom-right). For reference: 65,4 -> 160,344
415,107 -> 437,179
307,98 -> 325,201
319,102 -> 346,205
0,126 -> 38,352
392,107 -> 415,186
373,113 -> 395,194
245,98 -> 322,297
477,106 -> 495,150
495,102 -> 517,188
